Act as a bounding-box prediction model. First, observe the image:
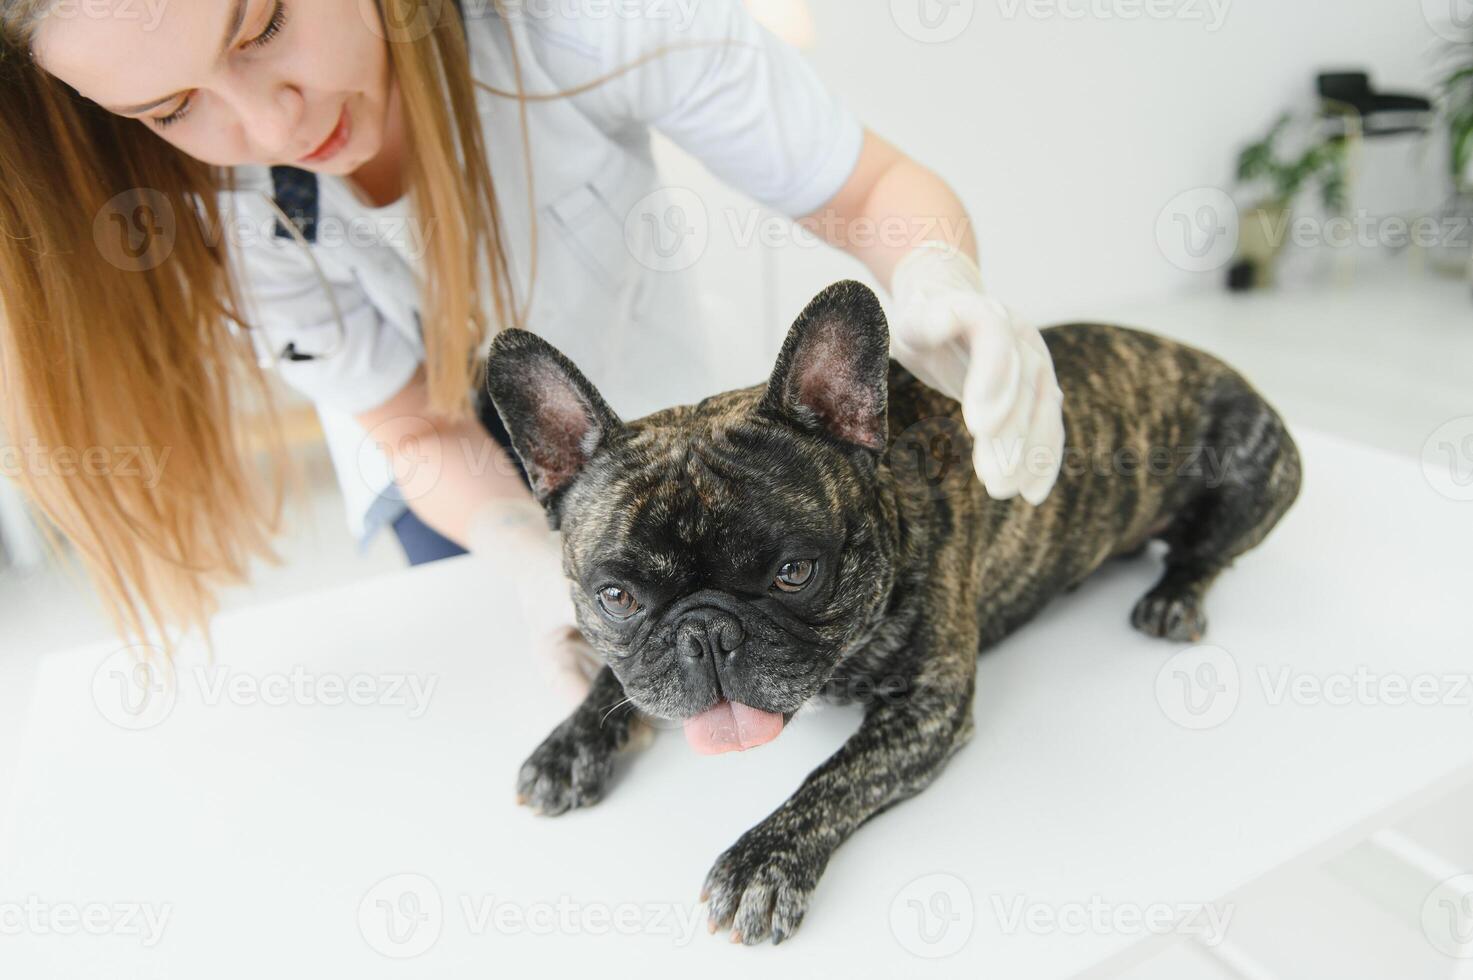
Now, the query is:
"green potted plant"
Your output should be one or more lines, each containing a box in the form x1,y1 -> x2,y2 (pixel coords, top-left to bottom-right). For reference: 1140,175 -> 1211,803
1432,31 -> 1473,277
1232,113 -> 1348,287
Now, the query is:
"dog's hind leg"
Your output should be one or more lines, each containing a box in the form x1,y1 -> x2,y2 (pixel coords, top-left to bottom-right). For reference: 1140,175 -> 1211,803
1131,384 -> 1302,642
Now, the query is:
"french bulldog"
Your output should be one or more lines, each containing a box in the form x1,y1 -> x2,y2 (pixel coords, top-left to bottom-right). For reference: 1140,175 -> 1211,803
483,279 -> 1301,945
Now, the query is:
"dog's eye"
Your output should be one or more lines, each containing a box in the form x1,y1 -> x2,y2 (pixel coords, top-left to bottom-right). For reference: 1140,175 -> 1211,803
596,585 -> 640,620
773,559 -> 815,593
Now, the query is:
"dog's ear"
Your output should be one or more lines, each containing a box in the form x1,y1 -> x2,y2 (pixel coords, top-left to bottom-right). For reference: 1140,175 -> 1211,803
757,280 -> 890,452
484,329 -> 625,515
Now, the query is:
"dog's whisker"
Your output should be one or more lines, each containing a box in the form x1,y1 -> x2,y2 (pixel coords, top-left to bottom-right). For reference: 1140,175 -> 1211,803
600,697 -> 635,727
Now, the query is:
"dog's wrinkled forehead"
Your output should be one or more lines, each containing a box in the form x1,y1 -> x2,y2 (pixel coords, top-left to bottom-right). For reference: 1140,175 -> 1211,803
562,418 -> 845,581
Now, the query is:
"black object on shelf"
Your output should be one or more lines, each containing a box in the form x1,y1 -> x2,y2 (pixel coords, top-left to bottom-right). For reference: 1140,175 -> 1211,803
1226,258 -> 1258,292
1316,71 -> 1433,138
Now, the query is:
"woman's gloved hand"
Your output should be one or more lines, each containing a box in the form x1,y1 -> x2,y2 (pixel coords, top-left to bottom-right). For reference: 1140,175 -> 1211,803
889,243 -> 1066,506
467,497 -> 602,705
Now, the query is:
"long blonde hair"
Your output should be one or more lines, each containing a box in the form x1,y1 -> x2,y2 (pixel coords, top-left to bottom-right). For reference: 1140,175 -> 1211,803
0,0 -> 520,656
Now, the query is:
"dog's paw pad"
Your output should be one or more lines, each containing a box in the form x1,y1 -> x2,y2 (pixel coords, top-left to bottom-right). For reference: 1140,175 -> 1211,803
1130,591 -> 1207,642
703,831 -> 816,945
516,724 -> 615,816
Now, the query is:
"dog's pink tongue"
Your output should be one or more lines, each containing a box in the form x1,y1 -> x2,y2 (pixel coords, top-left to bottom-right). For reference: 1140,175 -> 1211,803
684,700 -> 785,755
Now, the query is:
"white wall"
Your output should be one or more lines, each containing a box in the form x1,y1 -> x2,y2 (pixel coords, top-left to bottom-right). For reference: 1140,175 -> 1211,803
651,0 -> 1448,393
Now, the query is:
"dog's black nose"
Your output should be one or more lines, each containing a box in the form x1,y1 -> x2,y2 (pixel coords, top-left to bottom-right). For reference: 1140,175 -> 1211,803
675,609 -> 745,662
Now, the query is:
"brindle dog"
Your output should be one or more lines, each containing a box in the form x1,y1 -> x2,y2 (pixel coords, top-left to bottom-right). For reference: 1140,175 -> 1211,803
484,279 -> 1301,945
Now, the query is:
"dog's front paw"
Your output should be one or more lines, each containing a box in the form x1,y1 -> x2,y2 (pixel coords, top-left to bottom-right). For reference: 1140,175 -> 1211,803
702,827 -> 823,945
516,720 -> 615,816
1131,590 -> 1207,642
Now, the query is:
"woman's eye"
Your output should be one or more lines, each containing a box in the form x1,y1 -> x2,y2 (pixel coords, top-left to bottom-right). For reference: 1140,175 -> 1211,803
246,2 -> 288,49
596,586 -> 640,620
147,3 -> 286,129
773,559 -> 815,593
153,96 -> 193,129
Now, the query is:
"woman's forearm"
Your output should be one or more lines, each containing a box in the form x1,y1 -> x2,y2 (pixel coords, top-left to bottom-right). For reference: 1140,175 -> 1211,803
799,128 -> 978,291
353,366 -> 538,551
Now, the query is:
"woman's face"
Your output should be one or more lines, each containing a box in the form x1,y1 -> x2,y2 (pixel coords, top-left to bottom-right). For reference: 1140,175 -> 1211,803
32,0 -> 393,173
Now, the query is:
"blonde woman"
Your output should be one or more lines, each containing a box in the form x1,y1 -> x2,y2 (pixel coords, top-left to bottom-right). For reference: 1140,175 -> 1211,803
1,0 -> 1064,694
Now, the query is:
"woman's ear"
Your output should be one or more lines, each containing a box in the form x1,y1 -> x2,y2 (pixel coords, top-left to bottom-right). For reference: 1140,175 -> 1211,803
483,329 -> 625,509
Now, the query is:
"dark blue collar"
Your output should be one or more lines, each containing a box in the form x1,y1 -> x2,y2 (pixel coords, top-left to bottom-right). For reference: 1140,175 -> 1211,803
269,164 -> 319,243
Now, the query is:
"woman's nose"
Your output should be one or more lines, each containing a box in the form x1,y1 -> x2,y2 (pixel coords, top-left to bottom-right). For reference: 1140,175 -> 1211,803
227,79 -> 306,160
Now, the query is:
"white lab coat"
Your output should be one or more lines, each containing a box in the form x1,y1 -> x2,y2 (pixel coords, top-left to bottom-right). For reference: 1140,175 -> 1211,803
221,0 -> 863,550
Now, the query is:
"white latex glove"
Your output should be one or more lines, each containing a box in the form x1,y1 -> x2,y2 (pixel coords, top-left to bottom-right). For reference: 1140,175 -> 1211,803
466,497 -> 602,705
889,243 -> 1065,506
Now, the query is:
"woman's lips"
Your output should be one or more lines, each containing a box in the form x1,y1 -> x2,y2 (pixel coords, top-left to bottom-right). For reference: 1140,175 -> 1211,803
297,104 -> 351,165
